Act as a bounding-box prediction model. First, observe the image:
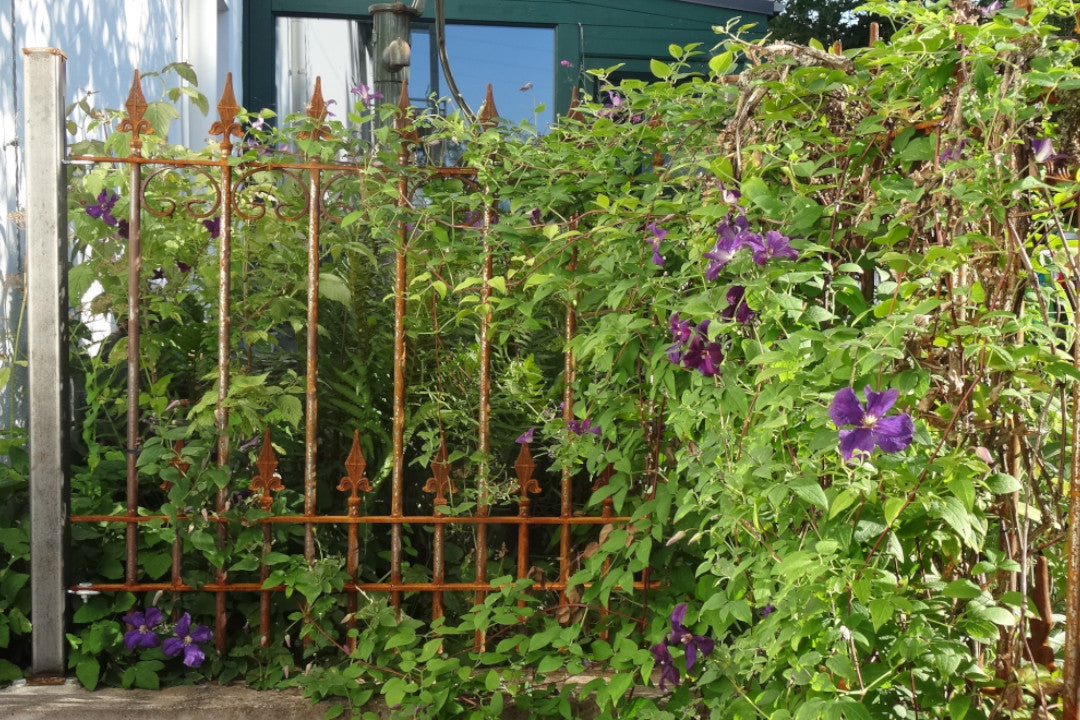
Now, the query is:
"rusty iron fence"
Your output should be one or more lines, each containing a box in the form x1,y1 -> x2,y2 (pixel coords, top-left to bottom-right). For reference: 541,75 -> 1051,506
63,70 -> 650,656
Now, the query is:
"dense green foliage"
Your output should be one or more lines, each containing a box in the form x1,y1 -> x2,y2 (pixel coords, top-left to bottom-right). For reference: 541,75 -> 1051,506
3,1 -> 1080,717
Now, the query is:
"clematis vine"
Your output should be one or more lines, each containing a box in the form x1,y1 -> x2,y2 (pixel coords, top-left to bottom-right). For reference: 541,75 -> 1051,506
122,606 -> 163,650
162,612 -> 214,668
829,386 -> 914,462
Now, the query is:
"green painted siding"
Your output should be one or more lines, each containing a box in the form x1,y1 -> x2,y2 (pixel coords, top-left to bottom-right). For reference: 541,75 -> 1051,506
244,0 -> 770,119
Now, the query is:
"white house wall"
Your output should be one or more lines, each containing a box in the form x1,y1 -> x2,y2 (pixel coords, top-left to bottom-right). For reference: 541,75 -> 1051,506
1,0 -> 242,432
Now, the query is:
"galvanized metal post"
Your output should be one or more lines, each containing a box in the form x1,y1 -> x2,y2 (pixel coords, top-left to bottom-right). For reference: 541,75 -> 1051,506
23,47 -> 70,680
369,2 -> 420,132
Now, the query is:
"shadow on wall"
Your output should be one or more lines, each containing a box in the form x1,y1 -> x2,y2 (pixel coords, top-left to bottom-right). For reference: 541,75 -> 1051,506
0,0 -> 185,432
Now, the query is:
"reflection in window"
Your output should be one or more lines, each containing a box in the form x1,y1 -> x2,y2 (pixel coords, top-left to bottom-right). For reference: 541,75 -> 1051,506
275,17 -> 372,127
274,19 -> 554,131
411,24 -> 555,130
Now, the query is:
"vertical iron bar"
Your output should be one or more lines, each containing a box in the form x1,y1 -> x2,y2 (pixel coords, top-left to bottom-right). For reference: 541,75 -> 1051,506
473,201 -> 493,651
305,168 -> 321,563
125,146 -> 143,590
24,47 -> 69,678
390,86 -> 411,615
1064,368 -> 1080,719
559,244 -> 578,603
214,151 -> 234,655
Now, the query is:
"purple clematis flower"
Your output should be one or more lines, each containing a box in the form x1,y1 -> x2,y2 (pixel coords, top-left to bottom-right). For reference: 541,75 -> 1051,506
516,427 -> 535,444
122,607 -> 163,650
829,386 -> 914,462
202,216 -> 221,239
568,417 -> 601,436
667,603 -> 715,672
350,83 -> 383,106
720,285 -> 754,324
705,214 -> 755,279
760,603 -> 776,618
1032,137 -> 1067,167
981,1 -> 1002,18
650,642 -> 680,691
162,613 -> 213,668
86,190 -> 119,227
748,230 -> 797,265
529,207 -> 543,226
646,223 -> 667,267
718,181 -> 742,205
668,317 -> 725,376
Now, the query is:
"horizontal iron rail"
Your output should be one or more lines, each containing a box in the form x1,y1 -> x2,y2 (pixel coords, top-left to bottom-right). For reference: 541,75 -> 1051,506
71,580 -> 657,593
71,514 -> 632,525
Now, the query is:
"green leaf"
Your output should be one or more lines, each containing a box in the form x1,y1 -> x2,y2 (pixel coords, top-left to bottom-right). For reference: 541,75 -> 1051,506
943,579 -> 982,599
75,658 -> 99,690
319,272 -> 352,304
650,58 -> 672,79
986,473 -> 1021,494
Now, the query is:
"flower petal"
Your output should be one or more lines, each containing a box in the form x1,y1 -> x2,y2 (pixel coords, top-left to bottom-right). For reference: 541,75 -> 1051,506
124,629 -> 142,651
839,427 -> 875,462
162,637 -> 184,658
829,388 -> 864,427
873,413 -> 914,454
174,613 -> 192,637
144,607 -> 164,628
182,643 -> 206,668
189,624 -> 213,644
137,631 -> 161,649
862,386 -> 898,419
670,603 -> 688,628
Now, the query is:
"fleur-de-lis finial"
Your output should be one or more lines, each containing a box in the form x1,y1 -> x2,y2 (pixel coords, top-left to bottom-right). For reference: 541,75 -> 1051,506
422,440 -> 456,506
249,429 -> 284,512
118,70 -> 152,154
298,77 -> 331,141
515,443 -> 541,497
336,430 -> 372,513
209,73 -> 243,155
478,83 -> 500,130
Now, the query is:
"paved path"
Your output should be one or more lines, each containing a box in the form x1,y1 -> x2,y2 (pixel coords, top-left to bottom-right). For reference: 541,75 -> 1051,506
0,680 -> 351,720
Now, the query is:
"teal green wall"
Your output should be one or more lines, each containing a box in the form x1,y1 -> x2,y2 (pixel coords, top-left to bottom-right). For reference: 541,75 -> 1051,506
243,0 -> 770,119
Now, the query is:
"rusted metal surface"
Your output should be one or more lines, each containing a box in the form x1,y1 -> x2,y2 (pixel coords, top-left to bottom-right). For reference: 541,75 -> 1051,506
122,71 -> 146,589
390,82 -> 412,616
64,72 -> 649,656
1065,373 -> 1080,719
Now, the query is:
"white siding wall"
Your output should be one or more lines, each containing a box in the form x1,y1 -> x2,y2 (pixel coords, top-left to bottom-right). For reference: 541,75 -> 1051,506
0,0 -> 242,432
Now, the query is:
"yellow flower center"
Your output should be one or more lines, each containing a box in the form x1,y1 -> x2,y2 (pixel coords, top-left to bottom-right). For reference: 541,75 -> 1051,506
862,415 -> 878,428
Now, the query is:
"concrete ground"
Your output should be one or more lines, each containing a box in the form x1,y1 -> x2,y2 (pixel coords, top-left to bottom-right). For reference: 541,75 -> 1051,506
0,679 -> 348,720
